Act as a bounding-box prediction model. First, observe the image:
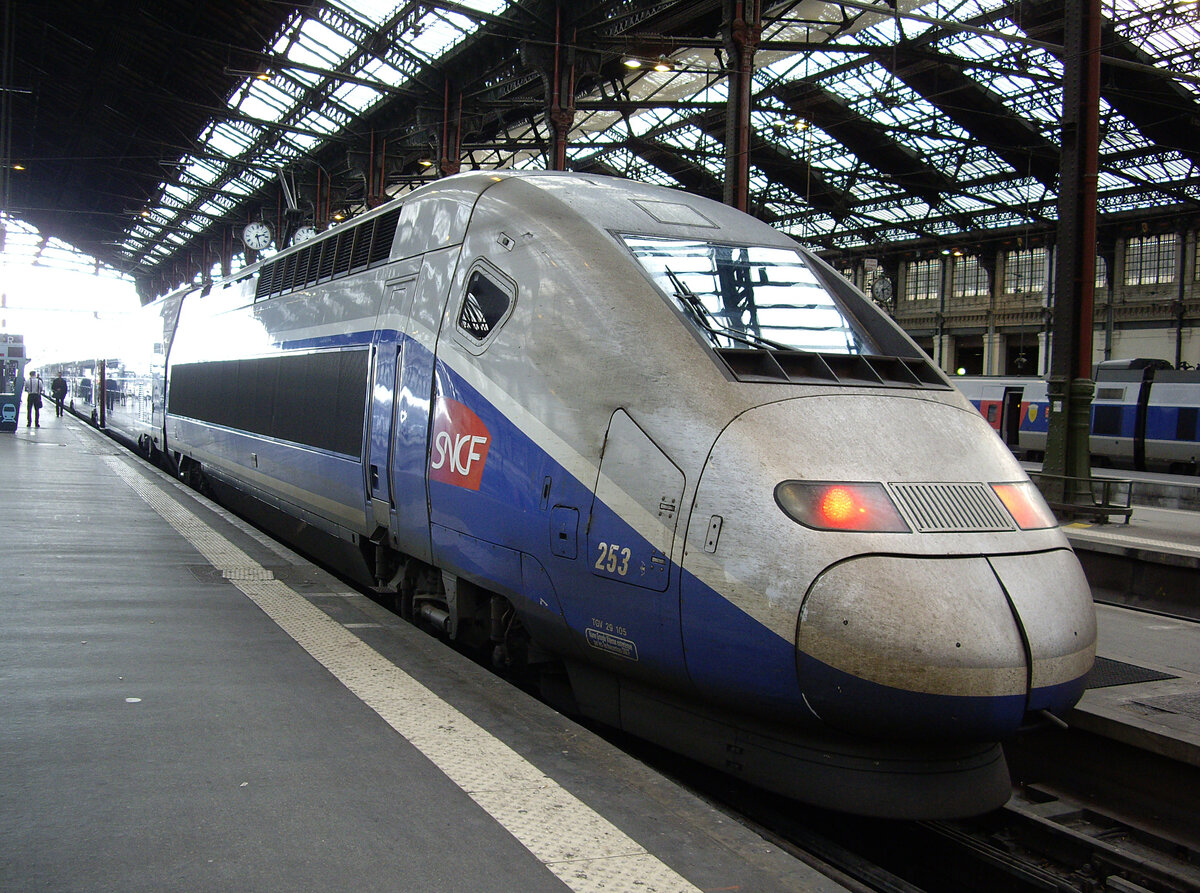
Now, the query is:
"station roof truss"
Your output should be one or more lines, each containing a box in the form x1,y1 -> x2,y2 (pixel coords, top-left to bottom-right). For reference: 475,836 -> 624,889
4,0 -> 1200,298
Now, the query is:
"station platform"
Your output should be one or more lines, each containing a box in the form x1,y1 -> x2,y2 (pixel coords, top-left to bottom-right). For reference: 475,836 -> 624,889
3,414 -> 1198,892
1060,498 -> 1200,621
1074,603 -> 1200,772
0,413 -> 847,893
1061,502 -> 1200,565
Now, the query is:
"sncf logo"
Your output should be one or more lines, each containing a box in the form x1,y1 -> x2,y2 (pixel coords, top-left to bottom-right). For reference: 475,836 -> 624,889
429,397 -> 491,491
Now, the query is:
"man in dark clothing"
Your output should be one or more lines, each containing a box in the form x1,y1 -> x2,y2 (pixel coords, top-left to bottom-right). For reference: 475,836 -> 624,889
50,372 -> 68,417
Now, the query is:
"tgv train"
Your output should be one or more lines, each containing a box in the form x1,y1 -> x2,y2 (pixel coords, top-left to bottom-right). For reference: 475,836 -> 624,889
957,359 -> 1200,473
57,171 -> 1096,819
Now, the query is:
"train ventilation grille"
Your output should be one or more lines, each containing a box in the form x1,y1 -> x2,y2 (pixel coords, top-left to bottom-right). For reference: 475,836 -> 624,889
889,482 -> 1013,533
715,348 -> 947,389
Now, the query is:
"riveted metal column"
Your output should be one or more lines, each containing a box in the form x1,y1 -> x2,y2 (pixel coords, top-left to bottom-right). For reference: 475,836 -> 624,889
723,0 -> 760,212
548,6 -> 575,171
220,228 -> 232,280
440,79 -> 462,177
1043,0 -> 1101,510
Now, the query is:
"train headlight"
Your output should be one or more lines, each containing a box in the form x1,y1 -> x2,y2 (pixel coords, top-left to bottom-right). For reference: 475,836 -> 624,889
774,482 -> 910,532
991,481 -> 1058,530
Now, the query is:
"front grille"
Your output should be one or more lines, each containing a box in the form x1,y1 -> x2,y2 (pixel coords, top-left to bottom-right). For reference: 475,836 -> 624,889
889,482 -> 1013,533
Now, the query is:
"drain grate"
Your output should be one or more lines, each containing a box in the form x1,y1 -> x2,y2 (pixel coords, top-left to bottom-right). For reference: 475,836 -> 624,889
1084,656 -> 1177,690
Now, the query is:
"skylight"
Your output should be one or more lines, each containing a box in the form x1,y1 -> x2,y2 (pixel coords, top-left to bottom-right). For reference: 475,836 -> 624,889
115,0 -> 1200,279
119,1 -> 513,268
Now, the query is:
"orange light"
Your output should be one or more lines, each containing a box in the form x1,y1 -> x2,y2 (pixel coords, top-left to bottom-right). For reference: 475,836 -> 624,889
775,481 -> 909,533
992,482 -> 1057,530
819,486 -> 861,526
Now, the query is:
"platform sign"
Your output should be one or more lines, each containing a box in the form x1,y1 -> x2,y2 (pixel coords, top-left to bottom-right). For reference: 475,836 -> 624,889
1,334 -> 29,432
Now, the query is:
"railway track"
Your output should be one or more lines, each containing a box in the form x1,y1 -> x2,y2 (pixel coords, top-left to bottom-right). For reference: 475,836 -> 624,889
601,718 -> 1200,893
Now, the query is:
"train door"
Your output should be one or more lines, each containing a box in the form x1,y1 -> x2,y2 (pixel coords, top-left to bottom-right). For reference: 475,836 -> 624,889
588,410 -> 684,594
1000,387 -> 1024,447
368,277 -> 417,532
389,247 -> 463,564
581,410 -> 686,673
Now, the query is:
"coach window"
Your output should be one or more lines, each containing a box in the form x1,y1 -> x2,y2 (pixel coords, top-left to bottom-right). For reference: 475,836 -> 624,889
456,264 -> 515,352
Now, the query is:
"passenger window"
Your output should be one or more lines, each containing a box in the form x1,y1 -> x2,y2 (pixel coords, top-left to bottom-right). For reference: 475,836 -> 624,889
458,270 -> 512,342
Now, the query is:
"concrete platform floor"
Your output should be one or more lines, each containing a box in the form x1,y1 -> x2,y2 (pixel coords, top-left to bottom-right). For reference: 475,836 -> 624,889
1,413 -> 846,893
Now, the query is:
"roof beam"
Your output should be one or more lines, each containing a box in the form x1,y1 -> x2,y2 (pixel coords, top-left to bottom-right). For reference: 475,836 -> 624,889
625,136 -> 726,204
873,43 -> 1061,188
1012,0 -> 1200,171
769,80 -> 959,211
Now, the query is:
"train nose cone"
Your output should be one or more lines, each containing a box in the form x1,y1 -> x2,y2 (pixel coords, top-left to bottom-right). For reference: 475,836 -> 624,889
797,550 -> 1095,741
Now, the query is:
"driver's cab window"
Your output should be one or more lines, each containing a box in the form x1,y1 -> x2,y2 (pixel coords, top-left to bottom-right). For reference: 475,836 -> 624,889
456,265 -> 515,351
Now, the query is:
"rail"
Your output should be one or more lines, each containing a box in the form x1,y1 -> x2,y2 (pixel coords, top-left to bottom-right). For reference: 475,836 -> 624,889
1029,472 -> 1134,525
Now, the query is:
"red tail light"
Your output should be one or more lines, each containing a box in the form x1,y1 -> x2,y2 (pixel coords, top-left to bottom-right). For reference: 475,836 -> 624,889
775,482 -> 910,532
991,481 -> 1058,530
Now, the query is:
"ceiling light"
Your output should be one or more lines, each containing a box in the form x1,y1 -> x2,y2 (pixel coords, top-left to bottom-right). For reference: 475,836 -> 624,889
653,55 -> 674,72
419,159 -> 434,168
623,57 -> 642,69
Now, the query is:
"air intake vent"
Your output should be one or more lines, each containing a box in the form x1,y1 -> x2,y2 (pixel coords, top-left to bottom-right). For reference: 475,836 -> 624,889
252,206 -> 401,302
716,348 -> 946,389
889,482 -> 1013,532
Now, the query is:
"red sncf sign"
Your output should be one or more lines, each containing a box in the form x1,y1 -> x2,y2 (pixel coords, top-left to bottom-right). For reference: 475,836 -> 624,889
429,397 -> 491,491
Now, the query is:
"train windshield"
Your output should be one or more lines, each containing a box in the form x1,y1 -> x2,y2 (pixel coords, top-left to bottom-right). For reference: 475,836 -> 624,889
623,236 -> 879,355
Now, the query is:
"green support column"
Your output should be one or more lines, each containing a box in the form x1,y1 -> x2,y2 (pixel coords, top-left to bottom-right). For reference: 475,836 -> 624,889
1043,377 -> 1095,508
1042,0 -> 1101,517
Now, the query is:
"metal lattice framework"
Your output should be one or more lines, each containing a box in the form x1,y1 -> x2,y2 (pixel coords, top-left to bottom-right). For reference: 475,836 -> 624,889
4,0 -> 1199,299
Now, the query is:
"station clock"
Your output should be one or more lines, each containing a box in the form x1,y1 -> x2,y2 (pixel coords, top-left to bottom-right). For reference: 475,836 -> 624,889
242,221 -> 273,251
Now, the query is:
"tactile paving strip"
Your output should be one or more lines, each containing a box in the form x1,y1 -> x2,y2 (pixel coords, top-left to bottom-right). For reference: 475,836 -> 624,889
105,456 -> 702,893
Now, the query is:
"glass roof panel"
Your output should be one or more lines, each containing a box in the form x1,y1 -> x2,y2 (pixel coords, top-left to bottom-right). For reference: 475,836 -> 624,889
328,0 -> 399,23
126,0 -> 1200,279
182,156 -> 221,185
239,81 -> 291,125
132,0 -> 519,272
162,184 -> 195,205
208,122 -> 257,156
293,19 -> 355,66
407,13 -> 471,62
331,81 -> 383,114
359,57 -> 407,86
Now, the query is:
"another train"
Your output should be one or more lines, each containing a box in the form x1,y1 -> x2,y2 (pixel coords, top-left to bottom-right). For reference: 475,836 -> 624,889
957,359 -> 1200,473
51,171 -> 1096,819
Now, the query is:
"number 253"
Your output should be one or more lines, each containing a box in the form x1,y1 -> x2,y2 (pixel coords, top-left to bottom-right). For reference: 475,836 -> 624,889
594,542 -> 631,576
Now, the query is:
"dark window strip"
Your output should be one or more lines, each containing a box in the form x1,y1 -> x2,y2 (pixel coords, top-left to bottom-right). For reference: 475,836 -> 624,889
168,349 -> 368,456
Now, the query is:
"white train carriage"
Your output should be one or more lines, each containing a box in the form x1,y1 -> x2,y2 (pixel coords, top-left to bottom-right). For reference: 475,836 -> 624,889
92,171 -> 1096,819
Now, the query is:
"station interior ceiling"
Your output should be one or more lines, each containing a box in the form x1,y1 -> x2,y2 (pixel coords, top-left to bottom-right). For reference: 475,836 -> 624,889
2,0 -> 1199,300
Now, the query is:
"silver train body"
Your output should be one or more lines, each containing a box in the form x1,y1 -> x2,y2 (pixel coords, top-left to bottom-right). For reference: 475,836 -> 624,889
64,172 -> 1096,818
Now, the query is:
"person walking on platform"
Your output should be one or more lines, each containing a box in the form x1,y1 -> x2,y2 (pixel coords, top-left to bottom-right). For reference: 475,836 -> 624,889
25,371 -> 44,428
50,372 -> 67,418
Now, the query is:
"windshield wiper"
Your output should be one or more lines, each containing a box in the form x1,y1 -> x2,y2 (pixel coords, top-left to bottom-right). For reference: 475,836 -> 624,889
665,268 -> 789,351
